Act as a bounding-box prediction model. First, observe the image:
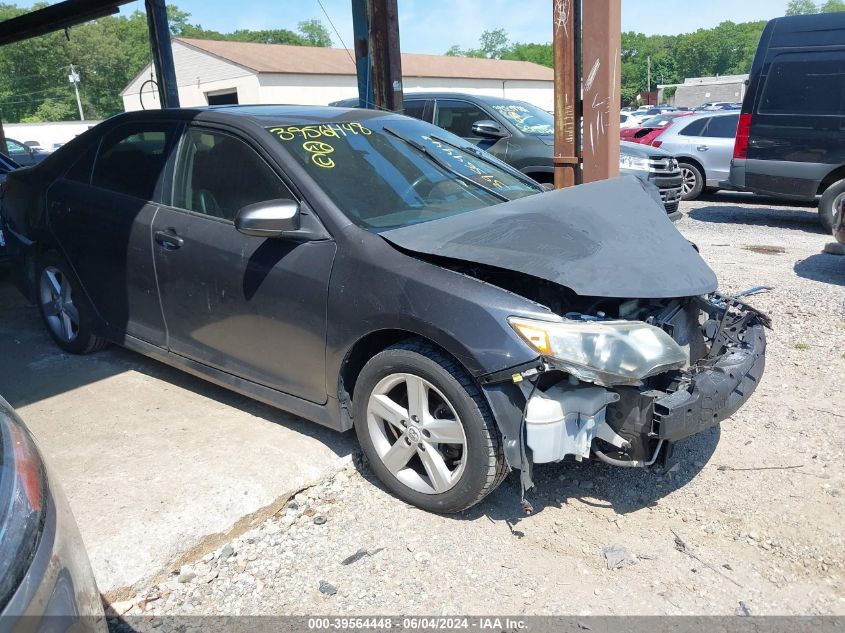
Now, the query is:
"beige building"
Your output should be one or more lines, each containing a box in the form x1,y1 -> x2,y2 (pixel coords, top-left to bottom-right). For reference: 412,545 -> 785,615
121,39 -> 555,113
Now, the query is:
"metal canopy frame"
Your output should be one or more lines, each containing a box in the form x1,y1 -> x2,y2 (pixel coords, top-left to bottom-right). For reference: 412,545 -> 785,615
0,0 -> 129,46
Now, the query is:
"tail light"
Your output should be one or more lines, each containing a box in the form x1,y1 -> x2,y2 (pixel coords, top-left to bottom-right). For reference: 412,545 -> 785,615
734,113 -> 752,159
651,140 -> 663,148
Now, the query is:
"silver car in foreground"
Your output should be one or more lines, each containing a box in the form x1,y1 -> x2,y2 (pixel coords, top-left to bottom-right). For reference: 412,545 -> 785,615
651,111 -> 740,200
0,396 -> 105,632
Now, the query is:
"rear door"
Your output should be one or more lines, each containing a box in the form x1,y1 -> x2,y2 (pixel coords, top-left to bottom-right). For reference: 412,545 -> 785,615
151,126 -> 336,403
47,122 -> 178,346
697,114 -> 739,184
747,49 -> 845,197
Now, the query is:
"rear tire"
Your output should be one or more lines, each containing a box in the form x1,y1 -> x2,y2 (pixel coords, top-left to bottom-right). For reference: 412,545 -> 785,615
819,178 -> 845,233
353,340 -> 507,514
679,162 -> 705,201
37,252 -> 108,354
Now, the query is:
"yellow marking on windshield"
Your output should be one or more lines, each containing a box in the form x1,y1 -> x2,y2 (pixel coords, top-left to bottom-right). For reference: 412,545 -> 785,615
268,122 -> 372,142
302,140 -> 335,168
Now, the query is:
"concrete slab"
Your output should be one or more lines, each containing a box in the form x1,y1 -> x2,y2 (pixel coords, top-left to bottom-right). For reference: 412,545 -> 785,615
0,279 -> 355,595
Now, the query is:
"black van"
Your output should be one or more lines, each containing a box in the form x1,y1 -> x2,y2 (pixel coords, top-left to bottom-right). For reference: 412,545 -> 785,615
728,13 -> 845,231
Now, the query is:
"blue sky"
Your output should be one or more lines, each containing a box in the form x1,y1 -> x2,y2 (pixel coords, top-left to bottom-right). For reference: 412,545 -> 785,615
22,0 -> 789,54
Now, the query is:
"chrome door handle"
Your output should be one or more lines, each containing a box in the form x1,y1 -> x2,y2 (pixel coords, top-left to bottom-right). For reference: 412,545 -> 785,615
697,145 -> 710,151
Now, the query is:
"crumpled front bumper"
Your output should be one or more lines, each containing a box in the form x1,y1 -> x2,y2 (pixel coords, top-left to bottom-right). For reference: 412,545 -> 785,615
652,323 -> 766,442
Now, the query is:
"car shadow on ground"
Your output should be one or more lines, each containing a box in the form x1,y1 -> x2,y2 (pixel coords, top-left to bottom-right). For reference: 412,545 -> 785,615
794,253 -> 845,287
0,278 -> 354,458
688,203 -> 828,234
462,427 -> 721,526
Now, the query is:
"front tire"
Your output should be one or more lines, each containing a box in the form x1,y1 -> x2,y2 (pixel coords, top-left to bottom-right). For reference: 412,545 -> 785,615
819,178 -> 845,233
679,161 -> 705,201
353,340 -> 507,514
37,252 -> 107,354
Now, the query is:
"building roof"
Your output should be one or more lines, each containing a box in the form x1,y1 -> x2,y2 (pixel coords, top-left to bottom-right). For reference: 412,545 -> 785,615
682,74 -> 749,86
176,38 -> 554,82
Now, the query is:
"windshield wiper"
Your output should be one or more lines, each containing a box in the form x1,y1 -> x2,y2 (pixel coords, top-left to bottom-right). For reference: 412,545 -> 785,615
383,127 -> 510,203
428,133 -> 544,192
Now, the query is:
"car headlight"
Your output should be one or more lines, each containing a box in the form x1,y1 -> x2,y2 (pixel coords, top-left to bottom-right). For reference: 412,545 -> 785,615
619,154 -> 650,171
509,317 -> 688,386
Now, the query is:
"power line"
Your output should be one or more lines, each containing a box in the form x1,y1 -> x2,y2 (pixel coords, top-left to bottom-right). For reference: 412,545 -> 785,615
316,0 -> 355,66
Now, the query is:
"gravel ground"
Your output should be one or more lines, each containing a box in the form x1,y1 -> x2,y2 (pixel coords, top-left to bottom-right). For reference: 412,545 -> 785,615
113,194 -> 844,618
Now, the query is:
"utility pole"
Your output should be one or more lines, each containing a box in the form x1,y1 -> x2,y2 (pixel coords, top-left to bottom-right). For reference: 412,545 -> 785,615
368,0 -> 403,112
69,64 -> 84,121
647,55 -> 652,95
552,0 -> 581,189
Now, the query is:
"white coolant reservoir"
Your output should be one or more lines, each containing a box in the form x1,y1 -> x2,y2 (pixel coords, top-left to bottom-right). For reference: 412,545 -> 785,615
525,383 -> 621,464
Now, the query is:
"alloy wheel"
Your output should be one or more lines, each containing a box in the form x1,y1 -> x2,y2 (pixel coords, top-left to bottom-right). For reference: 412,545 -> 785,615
39,266 -> 79,343
681,166 -> 698,196
366,373 -> 467,495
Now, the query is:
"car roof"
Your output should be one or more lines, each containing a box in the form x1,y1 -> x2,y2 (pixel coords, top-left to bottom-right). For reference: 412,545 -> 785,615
103,104 -> 403,127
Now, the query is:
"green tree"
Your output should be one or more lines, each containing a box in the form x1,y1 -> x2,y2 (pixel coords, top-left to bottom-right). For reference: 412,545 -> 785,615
821,0 -> 845,11
298,19 -> 332,47
785,0 -> 819,14
447,28 -> 510,59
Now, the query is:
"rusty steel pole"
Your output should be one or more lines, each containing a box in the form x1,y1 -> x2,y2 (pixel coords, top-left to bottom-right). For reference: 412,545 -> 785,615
368,0 -> 404,113
0,114 -> 7,157
581,0 -> 621,183
552,0 -> 581,189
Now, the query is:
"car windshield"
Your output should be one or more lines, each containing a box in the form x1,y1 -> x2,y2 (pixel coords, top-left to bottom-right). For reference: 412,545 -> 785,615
487,100 -> 555,136
265,117 -> 542,230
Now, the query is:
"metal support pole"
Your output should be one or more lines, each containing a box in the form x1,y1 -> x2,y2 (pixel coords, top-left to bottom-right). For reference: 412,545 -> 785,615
145,0 -> 180,108
351,0 -> 374,109
0,114 -> 7,157
552,0 -> 581,189
367,0 -> 403,113
582,0 -> 621,183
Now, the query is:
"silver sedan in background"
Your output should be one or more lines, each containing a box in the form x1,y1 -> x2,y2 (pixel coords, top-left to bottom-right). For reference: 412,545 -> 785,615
0,396 -> 105,632
649,111 -> 740,200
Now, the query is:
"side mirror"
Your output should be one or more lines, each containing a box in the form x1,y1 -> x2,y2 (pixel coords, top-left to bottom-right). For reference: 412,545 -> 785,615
471,120 -> 508,139
235,199 -> 300,237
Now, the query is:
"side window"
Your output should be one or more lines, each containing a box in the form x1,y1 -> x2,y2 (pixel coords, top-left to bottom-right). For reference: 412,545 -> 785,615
92,124 -> 177,200
760,51 -> 845,116
434,99 -> 490,138
703,114 -> 739,138
679,118 -> 709,137
403,100 -> 427,122
174,128 -> 293,221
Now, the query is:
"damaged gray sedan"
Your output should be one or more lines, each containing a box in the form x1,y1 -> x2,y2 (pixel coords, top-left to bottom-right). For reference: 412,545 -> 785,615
2,106 -> 768,514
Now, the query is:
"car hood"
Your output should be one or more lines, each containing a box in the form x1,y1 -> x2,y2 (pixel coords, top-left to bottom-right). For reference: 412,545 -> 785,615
380,176 -> 717,299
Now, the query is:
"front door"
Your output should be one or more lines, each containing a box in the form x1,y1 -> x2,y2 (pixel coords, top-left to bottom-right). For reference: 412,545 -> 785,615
47,123 -> 178,346
152,127 -> 336,404
433,98 -> 507,157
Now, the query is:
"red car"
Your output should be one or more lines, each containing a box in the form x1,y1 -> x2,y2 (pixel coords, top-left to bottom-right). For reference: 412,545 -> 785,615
620,112 -> 695,146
